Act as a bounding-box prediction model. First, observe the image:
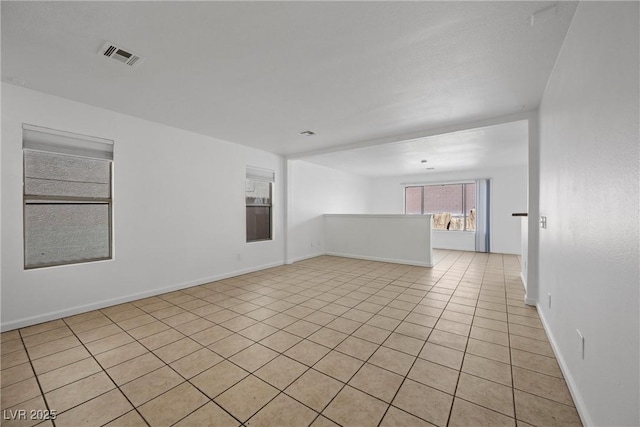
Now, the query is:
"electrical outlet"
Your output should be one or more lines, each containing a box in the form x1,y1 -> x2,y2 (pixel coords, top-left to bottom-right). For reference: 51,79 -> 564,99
576,329 -> 585,359
548,293 -> 551,309
540,216 -> 547,229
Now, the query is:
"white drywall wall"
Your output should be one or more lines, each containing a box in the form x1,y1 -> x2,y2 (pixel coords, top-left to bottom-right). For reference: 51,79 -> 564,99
286,160 -> 370,263
538,3 -> 639,425
432,230 -> 476,251
1,84 -> 285,330
368,165 -> 527,254
324,214 -> 433,267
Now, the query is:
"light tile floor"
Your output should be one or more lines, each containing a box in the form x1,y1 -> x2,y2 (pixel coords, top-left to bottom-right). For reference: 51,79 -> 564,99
1,251 -> 583,426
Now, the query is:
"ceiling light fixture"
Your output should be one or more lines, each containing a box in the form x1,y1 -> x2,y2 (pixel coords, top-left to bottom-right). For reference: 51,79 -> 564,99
300,130 -> 316,136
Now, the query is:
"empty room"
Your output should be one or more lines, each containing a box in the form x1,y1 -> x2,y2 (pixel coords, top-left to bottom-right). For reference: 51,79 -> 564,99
1,2 -> 638,427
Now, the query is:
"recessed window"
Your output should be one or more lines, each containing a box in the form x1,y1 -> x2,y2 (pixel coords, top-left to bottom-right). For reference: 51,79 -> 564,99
22,124 -> 113,269
405,183 -> 476,231
246,167 -> 274,242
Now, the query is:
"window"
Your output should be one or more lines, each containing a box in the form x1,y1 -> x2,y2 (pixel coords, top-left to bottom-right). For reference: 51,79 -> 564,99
246,167 -> 274,242
23,125 -> 113,269
405,183 -> 476,231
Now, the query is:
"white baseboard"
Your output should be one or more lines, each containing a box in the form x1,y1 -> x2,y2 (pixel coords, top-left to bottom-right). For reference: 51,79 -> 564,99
520,271 -> 528,289
1,260 -> 284,332
536,304 -> 592,427
286,252 -> 325,265
324,252 -> 433,268
521,272 -> 537,306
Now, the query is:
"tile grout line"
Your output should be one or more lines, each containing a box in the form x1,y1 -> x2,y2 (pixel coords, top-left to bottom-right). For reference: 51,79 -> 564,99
262,251 -> 466,425
183,259 -> 407,425
375,250 -> 471,427
5,252 -> 561,427
443,251 -> 483,427
122,261 -> 397,426
67,304 -> 244,426
58,316 -> 153,427
16,329 -> 58,427
506,253 -> 519,424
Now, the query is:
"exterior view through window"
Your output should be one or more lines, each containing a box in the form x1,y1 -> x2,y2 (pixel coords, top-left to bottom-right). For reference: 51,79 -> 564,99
23,125 -> 113,269
245,180 -> 272,241
405,183 -> 476,231
245,167 -> 274,242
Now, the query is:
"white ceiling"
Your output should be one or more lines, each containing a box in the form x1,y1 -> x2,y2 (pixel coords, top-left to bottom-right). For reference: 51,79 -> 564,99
301,120 -> 528,177
1,2 -> 576,157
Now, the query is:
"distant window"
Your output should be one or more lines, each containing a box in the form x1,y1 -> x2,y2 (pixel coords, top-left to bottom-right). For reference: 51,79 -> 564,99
22,124 -> 114,269
405,183 -> 476,231
246,167 -> 274,242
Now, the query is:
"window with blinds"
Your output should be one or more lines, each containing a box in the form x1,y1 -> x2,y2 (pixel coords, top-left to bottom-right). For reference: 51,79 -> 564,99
246,166 -> 274,242
22,124 -> 114,269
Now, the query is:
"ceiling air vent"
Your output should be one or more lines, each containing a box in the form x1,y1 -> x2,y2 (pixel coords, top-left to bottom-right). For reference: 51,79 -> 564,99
99,42 -> 144,68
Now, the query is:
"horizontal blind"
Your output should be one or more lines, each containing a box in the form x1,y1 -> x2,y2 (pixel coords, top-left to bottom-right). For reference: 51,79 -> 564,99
24,151 -> 111,198
246,166 -> 275,182
23,124 -> 113,160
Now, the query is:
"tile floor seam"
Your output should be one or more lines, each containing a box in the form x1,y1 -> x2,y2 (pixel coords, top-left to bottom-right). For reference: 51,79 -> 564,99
513,388 -> 580,409
509,360 -> 565,379
184,376 -> 246,424
444,253 -> 481,427
117,323 -> 243,427
508,331 -> 553,343
240,383 -> 305,425
138,381 -> 211,426
312,256 -> 460,406
58,316 -> 151,427
279,300 -> 403,423
19,344 -> 86,376
12,330 -> 55,424
4,251 -> 580,427
378,250 -> 469,427
507,291 -> 520,425
279,267 -> 436,427
496,254 -> 521,425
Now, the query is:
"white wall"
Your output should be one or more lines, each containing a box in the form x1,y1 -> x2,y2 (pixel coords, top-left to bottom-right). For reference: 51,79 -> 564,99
325,214 -> 433,267
287,160 -> 370,263
432,230 -> 476,252
1,84 -> 285,331
369,165 -> 527,254
538,3 -> 639,426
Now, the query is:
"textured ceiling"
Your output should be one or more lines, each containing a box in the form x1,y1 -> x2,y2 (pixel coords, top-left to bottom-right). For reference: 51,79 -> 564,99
303,120 -> 529,177
2,2 -> 576,156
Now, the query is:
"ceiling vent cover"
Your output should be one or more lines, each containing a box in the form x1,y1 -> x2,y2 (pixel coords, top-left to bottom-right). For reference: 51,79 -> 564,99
99,42 -> 144,68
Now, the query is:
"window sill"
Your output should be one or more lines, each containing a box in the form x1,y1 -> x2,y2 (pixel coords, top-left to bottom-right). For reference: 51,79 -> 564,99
25,256 -> 113,270
432,230 -> 476,233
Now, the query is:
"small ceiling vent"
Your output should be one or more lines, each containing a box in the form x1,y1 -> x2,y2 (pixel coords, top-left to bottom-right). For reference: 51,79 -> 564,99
99,42 -> 144,68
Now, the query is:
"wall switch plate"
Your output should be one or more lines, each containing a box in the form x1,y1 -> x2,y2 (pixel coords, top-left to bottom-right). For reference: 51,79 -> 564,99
548,293 -> 551,308
540,216 -> 547,229
576,329 -> 585,359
